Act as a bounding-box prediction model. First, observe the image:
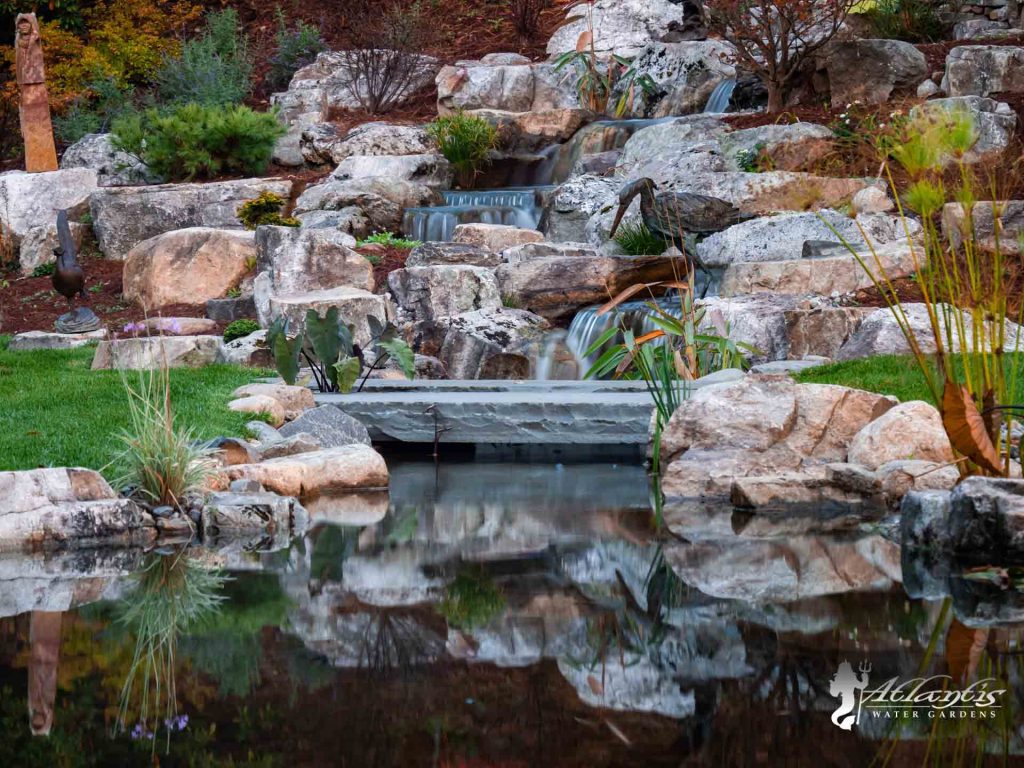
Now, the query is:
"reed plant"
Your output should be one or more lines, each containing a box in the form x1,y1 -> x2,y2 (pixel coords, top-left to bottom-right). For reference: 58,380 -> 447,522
823,105 -> 1024,478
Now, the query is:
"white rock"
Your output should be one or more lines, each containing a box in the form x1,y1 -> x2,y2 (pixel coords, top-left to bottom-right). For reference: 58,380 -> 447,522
848,401 -> 955,470
546,0 -> 684,58
60,133 -> 156,186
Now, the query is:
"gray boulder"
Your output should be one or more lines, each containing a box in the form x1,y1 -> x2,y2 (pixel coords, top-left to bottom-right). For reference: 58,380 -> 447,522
294,177 -> 441,238
949,477 -> 1024,561
943,45 -> 1024,97
255,224 -> 372,302
546,0 -> 685,58
279,404 -> 371,447
823,39 -> 928,105
406,242 -> 502,267
332,154 -> 453,188
912,96 -> 1017,164
89,177 -> 292,260
620,41 -> 736,117
305,122 -> 434,165
388,265 -> 501,323
60,133 -> 156,186
436,56 -> 578,114
439,307 -> 551,379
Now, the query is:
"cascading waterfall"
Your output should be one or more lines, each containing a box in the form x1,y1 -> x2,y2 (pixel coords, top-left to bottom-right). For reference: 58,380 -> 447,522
535,297 -> 683,381
703,79 -> 737,113
403,188 -> 550,242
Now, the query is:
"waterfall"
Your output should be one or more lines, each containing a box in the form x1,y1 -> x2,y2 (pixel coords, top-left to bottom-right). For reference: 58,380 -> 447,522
703,79 -> 737,113
403,188 -> 549,242
539,297 -> 683,380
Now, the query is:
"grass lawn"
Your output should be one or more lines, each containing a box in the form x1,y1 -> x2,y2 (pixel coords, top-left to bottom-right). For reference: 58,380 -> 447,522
794,354 -> 1024,405
0,337 -> 270,479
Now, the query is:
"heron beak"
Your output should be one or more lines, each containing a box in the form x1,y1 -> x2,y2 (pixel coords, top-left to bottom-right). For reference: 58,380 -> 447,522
609,204 -> 627,238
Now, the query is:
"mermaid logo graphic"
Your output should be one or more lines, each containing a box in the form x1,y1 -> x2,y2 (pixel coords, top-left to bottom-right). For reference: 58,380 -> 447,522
829,660 -> 871,730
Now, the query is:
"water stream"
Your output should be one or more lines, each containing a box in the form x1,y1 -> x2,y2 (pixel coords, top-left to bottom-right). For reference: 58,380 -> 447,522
3,456 -> 1020,765
403,188 -> 550,242
703,79 -> 738,113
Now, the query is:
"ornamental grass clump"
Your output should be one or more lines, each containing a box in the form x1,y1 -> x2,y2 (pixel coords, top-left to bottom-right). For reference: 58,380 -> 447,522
113,363 -> 216,509
824,105 -> 1024,479
427,112 -> 498,188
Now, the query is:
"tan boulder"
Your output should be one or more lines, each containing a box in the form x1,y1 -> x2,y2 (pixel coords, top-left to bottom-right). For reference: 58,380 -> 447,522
233,383 -> 315,419
848,401 -> 954,470
228,395 -> 286,428
140,317 -> 218,336
91,336 -> 223,370
123,228 -> 256,308
223,445 -> 389,497
452,223 -> 543,252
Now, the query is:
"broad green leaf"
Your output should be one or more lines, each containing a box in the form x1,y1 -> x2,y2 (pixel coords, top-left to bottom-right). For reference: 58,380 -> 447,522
379,338 -> 416,380
332,356 -> 362,394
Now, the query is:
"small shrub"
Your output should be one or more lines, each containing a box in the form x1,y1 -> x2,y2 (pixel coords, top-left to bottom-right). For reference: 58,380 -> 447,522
356,232 -> 421,249
613,220 -> 666,255
735,141 -> 770,173
438,567 -> 506,630
509,0 -> 550,45
54,75 -> 135,144
427,112 -> 498,188
869,0 -> 946,42
155,9 -> 254,107
31,261 -> 56,278
112,103 -> 285,182
223,319 -> 260,343
266,10 -> 326,92
237,191 -> 300,230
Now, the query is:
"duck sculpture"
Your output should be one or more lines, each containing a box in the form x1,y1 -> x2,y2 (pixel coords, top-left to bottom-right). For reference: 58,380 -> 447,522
51,209 -> 84,309
609,177 -> 752,278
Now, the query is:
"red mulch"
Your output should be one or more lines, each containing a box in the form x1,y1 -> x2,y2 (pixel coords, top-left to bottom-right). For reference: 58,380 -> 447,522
362,244 -> 413,292
0,256 -> 236,337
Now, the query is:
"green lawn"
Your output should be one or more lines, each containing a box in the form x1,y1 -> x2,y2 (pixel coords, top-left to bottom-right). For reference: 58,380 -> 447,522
794,354 -> 1024,405
0,337 -> 270,478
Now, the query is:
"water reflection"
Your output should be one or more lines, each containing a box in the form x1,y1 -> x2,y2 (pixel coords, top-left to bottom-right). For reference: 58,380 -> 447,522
1,459 -> 1024,765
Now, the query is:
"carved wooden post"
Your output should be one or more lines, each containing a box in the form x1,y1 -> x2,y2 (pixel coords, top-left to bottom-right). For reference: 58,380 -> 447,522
15,13 -> 59,173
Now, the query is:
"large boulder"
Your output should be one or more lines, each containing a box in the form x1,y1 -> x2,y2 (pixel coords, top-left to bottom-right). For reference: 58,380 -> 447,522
388,265 -> 501,324
293,177 -> 441,238
695,294 -> 801,363
847,401 -> 955,470
303,122 -> 434,166
89,178 -> 292,259
91,336 -> 224,370
622,41 -> 736,116
943,45 -> 1024,97
439,307 -> 551,379
223,444 -> 389,497
452,223 -> 544,252
279,404 -> 371,448
718,123 -> 835,172
122,228 -> 257,308
495,243 -> 679,321
264,287 -> 387,346
546,0 -> 684,58
719,243 -> 917,297
0,467 -> 147,551
697,211 -> 913,268
332,154 -> 453,188
254,225 -> 373,319
822,40 -> 928,104
783,305 -> 875,359
59,133 -> 156,186
659,375 -> 897,500
0,168 -> 97,274
544,174 -> 620,243
948,477 -> 1024,562
943,199 -> 1024,252
436,54 -> 578,114
405,241 -> 502,268
912,97 -> 1016,164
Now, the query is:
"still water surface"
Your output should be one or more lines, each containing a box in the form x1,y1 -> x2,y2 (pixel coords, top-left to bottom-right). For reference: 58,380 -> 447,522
2,458 -> 1023,766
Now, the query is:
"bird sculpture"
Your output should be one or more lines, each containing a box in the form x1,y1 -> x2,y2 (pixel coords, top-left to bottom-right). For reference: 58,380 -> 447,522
51,209 -> 84,309
609,177 -> 752,281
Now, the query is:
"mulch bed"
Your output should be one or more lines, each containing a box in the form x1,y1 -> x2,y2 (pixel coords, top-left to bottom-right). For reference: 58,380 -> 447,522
0,256 -> 232,337
364,244 -> 413,292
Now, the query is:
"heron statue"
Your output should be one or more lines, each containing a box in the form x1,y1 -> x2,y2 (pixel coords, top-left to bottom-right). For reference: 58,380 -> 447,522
608,177 -> 752,288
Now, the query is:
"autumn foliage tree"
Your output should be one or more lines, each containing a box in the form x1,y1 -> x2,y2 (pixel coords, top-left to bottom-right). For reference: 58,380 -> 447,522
702,0 -> 857,112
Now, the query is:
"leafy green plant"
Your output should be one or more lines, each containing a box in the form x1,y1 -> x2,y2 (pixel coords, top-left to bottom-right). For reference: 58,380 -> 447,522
154,9 -> 254,107
112,103 -> 285,182
112,365 -> 216,509
613,221 -> 667,255
225,286 -> 242,299
223,319 -> 260,343
237,191 -> 300,230
30,261 -> 55,278
426,111 -> 498,188
54,75 -> 136,144
868,0 -> 946,42
266,9 -> 326,91
356,232 -> 422,249
267,310 -> 415,393
735,141 -> 771,172
438,566 -> 506,630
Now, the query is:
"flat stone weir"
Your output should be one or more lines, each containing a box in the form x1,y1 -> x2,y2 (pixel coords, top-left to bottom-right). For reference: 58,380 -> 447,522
316,380 -> 667,444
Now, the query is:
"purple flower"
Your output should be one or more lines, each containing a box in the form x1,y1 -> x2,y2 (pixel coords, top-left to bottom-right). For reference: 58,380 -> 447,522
123,321 -> 145,334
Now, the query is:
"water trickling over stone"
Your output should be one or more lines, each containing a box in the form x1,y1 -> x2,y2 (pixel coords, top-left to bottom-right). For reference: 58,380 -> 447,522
403,188 -> 550,242
704,79 -> 737,113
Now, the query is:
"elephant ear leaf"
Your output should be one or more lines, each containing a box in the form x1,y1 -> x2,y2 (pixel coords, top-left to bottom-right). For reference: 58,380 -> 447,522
942,379 -> 1002,474
379,338 -> 416,380
332,356 -> 362,394
268,317 -> 301,385
305,308 -> 342,368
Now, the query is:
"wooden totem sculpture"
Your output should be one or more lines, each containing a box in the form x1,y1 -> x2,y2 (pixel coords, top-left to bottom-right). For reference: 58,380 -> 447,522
15,13 -> 58,172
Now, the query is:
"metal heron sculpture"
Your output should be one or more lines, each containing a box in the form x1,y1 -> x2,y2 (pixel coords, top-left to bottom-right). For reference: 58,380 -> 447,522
608,178 -> 752,285
51,209 -> 84,309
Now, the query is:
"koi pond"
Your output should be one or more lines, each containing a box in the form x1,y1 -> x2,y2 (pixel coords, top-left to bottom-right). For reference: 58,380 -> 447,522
2,457 -> 1023,766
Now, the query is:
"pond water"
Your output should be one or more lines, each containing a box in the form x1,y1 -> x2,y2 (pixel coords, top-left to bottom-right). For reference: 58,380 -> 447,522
2,456 -> 1024,766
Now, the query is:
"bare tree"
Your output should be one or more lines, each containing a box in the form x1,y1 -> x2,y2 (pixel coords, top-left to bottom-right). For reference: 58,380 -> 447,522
703,0 -> 857,112
339,1 -> 434,114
